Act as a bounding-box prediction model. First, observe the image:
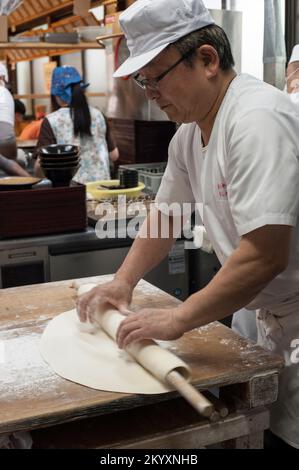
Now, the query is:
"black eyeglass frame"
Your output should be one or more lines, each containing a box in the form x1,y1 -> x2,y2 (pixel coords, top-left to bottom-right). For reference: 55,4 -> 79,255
133,48 -> 196,91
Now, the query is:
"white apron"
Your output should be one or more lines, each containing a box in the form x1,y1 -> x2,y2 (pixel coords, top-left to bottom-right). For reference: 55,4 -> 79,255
232,309 -> 258,342
256,293 -> 299,448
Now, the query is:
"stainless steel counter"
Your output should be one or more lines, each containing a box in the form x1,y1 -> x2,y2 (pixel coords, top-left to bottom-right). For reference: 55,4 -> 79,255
0,226 -> 97,251
0,225 -> 190,301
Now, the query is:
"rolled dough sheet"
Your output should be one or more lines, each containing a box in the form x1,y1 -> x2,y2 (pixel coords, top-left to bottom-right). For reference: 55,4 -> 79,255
40,284 -> 190,395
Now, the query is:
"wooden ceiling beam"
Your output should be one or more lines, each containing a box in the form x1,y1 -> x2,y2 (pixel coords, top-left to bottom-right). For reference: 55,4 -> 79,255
23,2 -> 37,17
9,1 -> 103,28
19,3 -> 33,19
0,42 -> 103,49
32,0 -> 44,15
11,9 -> 24,22
10,2 -> 73,29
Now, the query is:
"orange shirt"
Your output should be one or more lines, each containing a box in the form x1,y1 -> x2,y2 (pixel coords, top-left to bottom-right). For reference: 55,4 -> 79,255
19,119 -> 43,140
15,121 -> 28,137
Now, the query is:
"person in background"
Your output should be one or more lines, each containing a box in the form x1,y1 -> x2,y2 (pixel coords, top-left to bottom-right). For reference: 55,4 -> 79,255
77,0 -> 299,449
0,64 -> 17,160
285,44 -> 299,103
35,66 -> 119,183
19,104 -> 46,141
0,153 -> 30,177
14,99 -> 27,137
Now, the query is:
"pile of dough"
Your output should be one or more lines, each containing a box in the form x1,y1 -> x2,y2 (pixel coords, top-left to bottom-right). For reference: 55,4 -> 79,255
40,283 -> 190,394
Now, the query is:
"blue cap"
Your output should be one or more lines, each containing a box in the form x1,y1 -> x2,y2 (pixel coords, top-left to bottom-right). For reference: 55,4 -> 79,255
51,66 -> 89,104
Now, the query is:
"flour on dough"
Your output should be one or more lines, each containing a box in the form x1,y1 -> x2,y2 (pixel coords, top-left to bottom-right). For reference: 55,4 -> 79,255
40,283 -> 189,394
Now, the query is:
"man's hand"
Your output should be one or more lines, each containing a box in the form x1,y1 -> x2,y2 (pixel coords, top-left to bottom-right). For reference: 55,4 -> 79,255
76,278 -> 134,323
116,307 -> 186,348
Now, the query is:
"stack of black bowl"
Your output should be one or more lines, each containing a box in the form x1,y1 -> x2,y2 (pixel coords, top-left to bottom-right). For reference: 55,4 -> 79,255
39,144 -> 80,187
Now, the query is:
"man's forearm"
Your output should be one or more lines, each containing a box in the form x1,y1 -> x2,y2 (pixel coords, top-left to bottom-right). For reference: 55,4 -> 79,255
179,243 -> 284,330
115,209 -> 177,288
0,155 -> 29,176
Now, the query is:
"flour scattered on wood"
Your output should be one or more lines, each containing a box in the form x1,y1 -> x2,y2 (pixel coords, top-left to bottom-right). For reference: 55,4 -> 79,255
0,326 -> 60,400
220,339 -> 231,346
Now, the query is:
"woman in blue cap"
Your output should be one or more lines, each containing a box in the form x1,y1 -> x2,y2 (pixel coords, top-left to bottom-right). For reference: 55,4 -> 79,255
35,66 -> 119,183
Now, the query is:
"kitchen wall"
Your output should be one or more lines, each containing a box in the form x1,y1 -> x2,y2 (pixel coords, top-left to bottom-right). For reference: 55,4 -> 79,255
229,0 -> 285,80
32,56 -> 50,113
84,49 -> 107,110
16,60 -> 32,115
16,50 -> 108,117
207,0 -> 285,81
60,52 -> 83,75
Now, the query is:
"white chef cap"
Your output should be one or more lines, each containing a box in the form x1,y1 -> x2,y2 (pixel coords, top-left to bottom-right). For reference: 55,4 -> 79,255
289,45 -> 299,65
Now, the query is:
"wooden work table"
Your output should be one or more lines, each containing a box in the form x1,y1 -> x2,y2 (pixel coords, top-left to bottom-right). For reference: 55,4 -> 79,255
0,276 -> 283,449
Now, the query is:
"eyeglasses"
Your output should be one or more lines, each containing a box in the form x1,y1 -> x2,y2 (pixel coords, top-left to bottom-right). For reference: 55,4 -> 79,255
133,49 -> 195,91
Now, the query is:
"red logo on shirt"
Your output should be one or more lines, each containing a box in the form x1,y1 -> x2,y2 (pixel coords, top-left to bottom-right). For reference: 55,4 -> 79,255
217,182 -> 228,199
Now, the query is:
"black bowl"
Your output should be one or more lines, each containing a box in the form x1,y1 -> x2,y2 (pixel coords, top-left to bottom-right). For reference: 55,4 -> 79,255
42,166 -> 80,187
40,159 -> 80,169
39,144 -> 80,156
39,154 -> 81,164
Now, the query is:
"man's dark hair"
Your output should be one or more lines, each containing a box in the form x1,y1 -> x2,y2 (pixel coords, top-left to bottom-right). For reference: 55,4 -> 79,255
14,99 -> 26,116
173,24 -> 235,71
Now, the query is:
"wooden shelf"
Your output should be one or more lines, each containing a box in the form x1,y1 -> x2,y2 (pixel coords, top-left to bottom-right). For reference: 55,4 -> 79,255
14,92 -> 107,99
96,33 -> 124,41
0,42 -> 104,50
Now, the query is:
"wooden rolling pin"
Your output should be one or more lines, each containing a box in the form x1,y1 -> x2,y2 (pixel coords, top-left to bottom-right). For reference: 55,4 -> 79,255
203,390 -> 229,419
166,371 -> 220,422
75,283 -> 220,422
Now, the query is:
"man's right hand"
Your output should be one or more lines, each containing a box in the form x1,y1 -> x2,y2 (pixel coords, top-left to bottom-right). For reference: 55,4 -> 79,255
76,278 -> 134,323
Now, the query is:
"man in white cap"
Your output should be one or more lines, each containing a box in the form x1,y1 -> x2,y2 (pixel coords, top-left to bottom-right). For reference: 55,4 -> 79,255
77,0 -> 299,449
0,63 -> 17,160
285,45 -> 299,103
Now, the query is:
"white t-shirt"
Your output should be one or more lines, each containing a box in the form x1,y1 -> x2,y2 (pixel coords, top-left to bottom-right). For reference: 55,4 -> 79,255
0,85 -> 14,126
156,74 -> 299,310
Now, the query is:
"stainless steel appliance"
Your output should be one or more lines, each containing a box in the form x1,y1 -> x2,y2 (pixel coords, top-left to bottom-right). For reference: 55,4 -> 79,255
0,246 -> 50,288
49,238 -> 189,301
0,229 -> 189,301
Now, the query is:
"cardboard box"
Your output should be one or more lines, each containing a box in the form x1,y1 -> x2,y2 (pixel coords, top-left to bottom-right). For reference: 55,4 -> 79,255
0,15 -> 8,43
73,0 -> 91,17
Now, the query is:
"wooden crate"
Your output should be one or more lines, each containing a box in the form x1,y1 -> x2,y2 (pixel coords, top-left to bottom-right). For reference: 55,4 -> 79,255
0,183 -> 87,239
110,118 -> 177,165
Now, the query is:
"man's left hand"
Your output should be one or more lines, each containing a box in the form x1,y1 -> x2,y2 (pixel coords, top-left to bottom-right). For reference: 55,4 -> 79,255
116,307 -> 186,348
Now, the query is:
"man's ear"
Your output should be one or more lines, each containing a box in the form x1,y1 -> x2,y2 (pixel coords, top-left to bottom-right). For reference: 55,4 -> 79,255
197,45 -> 219,73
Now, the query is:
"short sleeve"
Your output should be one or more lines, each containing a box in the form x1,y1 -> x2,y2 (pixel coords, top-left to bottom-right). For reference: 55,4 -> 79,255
34,118 -> 56,159
156,127 -> 195,212
227,108 -> 299,235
